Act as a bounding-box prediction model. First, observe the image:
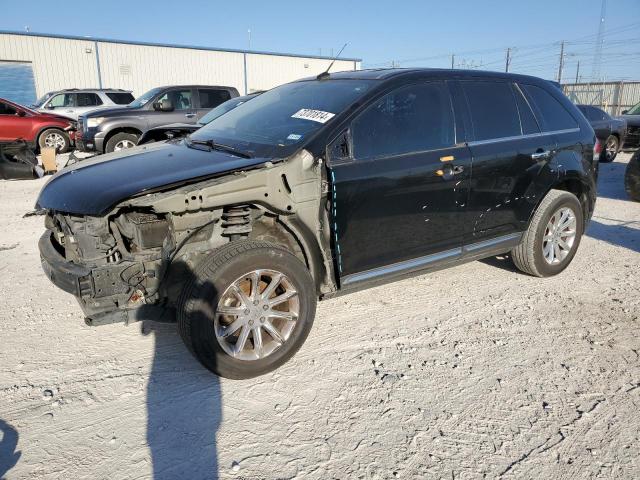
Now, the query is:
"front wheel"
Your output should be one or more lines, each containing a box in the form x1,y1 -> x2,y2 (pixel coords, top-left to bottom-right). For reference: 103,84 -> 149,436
38,128 -> 70,153
105,132 -> 139,153
177,241 -> 317,379
511,189 -> 584,277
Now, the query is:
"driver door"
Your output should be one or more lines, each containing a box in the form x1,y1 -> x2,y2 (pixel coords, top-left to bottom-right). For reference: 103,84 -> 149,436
329,81 -> 471,284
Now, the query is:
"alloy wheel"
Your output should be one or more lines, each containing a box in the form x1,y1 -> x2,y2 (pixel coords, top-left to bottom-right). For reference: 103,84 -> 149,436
542,206 -> 577,265
44,132 -> 65,150
214,269 -> 299,361
605,137 -> 617,161
114,139 -> 135,150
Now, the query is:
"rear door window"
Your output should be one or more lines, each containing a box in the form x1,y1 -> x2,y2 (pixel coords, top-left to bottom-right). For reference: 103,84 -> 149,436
198,89 -> 232,109
461,81 -> 521,141
77,93 -> 102,107
351,82 -> 455,160
106,92 -> 135,104
520,84 -> 578,132
0,101 -> 17,115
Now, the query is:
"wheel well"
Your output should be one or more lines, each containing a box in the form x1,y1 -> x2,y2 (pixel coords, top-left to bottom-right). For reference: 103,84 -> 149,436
552,179 -> 589,229
103,127 -> 142,151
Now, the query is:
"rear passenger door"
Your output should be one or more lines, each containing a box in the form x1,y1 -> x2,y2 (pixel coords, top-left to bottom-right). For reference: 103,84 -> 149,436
330,81 -> 472,281
460,80 -> 556,243
196,89 -> 232,120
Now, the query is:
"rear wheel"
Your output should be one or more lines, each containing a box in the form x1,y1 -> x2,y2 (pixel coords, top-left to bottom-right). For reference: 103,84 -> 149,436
625,151 -> 640,202
600,135 -> 619,163
38,129 -> 70,153
105,132 -> 139,153
177,241 -> 316,379
512,189 -> 584,277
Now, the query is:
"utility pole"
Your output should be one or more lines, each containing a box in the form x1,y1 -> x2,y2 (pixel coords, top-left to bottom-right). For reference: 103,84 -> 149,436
592,0 -> 606,82
247,29 -> 251,49
451,54 -> 455,69
557,41 -> 565,83
575,61 -> 580,84
505,48 -> 511,73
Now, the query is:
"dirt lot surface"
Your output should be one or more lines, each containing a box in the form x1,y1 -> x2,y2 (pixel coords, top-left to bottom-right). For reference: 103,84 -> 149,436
0,153 -> 638,479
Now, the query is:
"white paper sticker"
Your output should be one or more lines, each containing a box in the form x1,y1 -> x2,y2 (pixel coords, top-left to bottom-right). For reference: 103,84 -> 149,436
291,108 -> 335,124
287,133 -> 302,141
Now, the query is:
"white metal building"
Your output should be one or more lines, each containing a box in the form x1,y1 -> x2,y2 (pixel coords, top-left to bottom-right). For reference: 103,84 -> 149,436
0,31 -> 361,105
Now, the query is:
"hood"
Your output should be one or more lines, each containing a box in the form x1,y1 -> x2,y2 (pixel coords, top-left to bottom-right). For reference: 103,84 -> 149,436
36,141 -> 271,215
618,114 -> 640,126
35,111 -> 74,123
84,106 -> 137,118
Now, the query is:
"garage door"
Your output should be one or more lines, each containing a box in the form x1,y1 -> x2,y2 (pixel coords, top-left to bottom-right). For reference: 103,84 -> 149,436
0,61 -> 37,106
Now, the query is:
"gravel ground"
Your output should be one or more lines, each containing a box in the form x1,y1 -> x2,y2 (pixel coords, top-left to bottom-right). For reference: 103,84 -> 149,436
0,153 -> 638,480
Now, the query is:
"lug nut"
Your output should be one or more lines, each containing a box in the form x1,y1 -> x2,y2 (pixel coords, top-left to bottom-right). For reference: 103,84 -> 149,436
263,305 -> 268,310
260,317 -> 265,323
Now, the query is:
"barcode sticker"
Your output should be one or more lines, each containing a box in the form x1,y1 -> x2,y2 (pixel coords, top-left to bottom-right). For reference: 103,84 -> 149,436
291,108 -> 335,124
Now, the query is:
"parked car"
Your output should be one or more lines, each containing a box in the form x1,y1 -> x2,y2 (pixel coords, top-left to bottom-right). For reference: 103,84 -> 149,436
33,89 -> 135,120
76,85 -> 239,153
0,98 -> 74,153
37,69 -> 598,379
619,101 -> 640,150
625,149 -> 640,202
138,93 -> 262,145
576,104 -> 626,162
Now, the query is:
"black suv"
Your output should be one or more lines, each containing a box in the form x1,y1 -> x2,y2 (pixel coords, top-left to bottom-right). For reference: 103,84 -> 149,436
37,69 -> 597,379
76,85 -> 239,153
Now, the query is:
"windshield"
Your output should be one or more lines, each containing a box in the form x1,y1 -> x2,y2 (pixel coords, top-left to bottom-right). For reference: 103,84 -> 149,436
627,102 -> 640,115
198,95 -> 257,126
190,79 -> 375,157
128,87 -> 163,108
32,91 -> 55,108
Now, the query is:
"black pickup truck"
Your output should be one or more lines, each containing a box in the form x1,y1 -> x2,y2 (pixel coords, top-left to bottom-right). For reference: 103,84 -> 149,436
76,85 -> 239,153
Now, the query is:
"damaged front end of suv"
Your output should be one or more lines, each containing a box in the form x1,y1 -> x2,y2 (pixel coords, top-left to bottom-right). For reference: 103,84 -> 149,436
38,145 -> 335,326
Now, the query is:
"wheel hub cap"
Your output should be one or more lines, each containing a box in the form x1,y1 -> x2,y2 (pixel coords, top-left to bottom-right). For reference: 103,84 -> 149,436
114,140 -> 135,150
45,133 -> 64,150
214,269 -> 299,361
542,206 -> 577,265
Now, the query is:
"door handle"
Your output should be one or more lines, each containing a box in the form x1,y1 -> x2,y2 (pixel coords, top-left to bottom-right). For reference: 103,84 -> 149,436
184,113 -> 196,118
531,150 -> 551,161
436,164 -> 464,179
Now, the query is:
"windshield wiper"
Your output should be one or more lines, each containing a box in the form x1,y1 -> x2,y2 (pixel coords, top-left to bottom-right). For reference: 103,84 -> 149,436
187,138 -> 252,158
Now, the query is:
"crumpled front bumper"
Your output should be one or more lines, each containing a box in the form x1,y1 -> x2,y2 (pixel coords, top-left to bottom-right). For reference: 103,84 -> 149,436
39,231 -> 92,297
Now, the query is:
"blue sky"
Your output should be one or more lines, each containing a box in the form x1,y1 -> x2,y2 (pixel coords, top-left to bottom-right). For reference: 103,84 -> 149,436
2,0 -> 639,82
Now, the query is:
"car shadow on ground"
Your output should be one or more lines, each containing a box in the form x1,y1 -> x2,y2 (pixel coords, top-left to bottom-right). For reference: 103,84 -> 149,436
596,159 -> 630,201
587,218 -> 640,253
143,275 -> 223,480
0,419 -> 21,480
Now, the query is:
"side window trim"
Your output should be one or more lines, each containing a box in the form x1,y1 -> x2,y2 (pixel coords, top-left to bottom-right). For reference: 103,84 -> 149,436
349,80 -> 458,163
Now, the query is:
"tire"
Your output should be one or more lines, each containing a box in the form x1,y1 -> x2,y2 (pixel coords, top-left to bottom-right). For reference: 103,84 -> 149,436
38,128 -> 70,153
511,189 -> 584,277
177,240 -> 317,379
105,132 -> 139,153
625,151 -> 640,202
600,135 -> 619,163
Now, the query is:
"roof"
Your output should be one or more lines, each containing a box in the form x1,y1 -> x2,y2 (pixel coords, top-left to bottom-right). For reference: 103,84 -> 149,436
0,30 -> 362,62
301,68 -> 548,83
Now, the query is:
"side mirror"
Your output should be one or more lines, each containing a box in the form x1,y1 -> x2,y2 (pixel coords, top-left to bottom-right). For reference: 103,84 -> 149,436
154,99 -> 174,112
17,110 -> 26,117
327,130 -> 352,164
45,104 -> 55,110
622,109 -> 629,115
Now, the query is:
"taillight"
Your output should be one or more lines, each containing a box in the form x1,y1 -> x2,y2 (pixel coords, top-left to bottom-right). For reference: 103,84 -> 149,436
593,138 -> 602,158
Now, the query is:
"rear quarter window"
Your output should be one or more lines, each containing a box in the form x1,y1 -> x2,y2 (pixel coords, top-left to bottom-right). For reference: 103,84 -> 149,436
106,92 -> 135,104
520,84 -> 578,132
461,81 -> 521,141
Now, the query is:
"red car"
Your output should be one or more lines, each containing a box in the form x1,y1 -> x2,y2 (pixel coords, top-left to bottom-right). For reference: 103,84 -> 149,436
0,98 -> 74,153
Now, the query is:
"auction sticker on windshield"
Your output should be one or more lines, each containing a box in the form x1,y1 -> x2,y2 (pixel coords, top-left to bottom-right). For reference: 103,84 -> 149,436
291,109 -> 335,124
